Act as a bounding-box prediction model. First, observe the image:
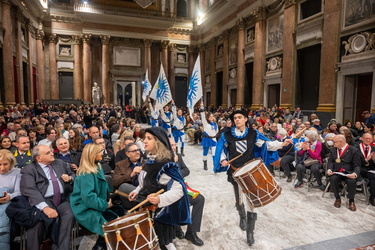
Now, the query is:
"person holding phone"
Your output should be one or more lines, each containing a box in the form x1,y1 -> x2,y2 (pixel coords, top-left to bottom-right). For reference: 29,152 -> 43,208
0,149 -> 21,250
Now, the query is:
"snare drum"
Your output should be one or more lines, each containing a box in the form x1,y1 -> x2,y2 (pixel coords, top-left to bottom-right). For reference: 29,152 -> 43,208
233,158 -> 282,208
103,210 -> 159,250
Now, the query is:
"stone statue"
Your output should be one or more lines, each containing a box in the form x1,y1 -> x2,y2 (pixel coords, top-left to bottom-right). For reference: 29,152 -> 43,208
92,82 -> 102,105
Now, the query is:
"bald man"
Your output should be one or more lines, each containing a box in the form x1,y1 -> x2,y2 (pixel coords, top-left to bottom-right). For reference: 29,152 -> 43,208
327,134 -> 361,211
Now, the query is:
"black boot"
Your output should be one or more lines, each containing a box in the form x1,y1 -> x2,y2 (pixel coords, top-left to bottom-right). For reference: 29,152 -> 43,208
175,226 -> 184,239
246,212 -> 257,246
181,147 -> 185,156
238,204 -> 246,231
203,160 -> 207,170
185,231 -> 204,246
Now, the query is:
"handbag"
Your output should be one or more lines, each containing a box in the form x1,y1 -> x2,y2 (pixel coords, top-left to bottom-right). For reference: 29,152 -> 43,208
303,157 -> 319,167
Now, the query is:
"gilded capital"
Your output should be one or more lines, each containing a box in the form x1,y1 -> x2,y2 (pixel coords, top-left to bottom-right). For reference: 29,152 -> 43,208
168,43 -> 176,52
284,0 -> 296,8
198,44 -> 205,52
35,29 -> 45,40
222,29 -> 230,40
187,45 -> 196,53
100,35 -> 111,45
1,0 -> 11,5
237,17 -> 245,30
72,35 -> 81,44
161,40 -> 170,49
49,34 -> 58,44
16,10 -> 26,24
143,39 -> 153,48
251,6 -> 266,22
81,33 -> 92,43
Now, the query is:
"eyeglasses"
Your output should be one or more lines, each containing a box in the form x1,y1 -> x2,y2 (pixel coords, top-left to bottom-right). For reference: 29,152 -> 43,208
128,149 -> 140,153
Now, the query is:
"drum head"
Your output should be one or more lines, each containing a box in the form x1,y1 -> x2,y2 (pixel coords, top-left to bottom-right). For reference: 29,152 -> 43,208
106,212 -> 145,227
233,159 -> 260,177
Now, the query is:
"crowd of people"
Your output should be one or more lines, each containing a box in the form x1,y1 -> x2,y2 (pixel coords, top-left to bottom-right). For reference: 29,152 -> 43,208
0,101 -> 374,249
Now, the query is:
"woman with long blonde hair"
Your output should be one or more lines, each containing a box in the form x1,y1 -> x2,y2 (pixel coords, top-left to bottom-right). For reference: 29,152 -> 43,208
70,143 -> 117,250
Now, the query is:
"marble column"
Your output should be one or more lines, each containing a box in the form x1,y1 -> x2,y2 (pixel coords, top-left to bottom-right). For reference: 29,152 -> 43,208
2,0 -> 15,105
36,29 -> 46,101
316,0 -> 340,113
198,44 -> 205,102
49,34 -> 58,99
210,39 -> 216,107
251,7 -> 266,109
28,22 -> 36,105
168,43 -> 176,98
144,39 -> 152,75
281,1 -> 296,108
82,34 -> 92,102
100,35 -> 110,105
187,45 -> 196,78
161,40 -> 169,78
16,9 -> 25,105
236,18 -> 245,108
222,30 -> 229,108
73,35 -> 83,100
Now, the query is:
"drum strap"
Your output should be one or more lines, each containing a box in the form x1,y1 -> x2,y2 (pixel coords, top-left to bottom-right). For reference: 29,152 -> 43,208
230,165 -> 239,171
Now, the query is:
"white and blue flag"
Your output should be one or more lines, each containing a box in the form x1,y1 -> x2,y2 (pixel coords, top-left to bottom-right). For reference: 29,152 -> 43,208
186,55 -> 202,119
142,69 -> 152,102
149,64 -> 172,111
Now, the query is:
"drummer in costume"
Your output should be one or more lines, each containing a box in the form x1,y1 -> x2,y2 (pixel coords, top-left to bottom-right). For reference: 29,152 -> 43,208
213,110 -> 292,246
129,127 -> 191,250
171,102 -> 186,156
160,105 -> 173,136
200,103 -> 218,171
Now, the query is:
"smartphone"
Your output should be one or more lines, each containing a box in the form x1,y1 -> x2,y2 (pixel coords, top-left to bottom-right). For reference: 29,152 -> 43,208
0,187 -> 8,197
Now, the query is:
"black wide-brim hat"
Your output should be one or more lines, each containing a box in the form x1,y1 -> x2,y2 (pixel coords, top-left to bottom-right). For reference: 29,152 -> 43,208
229,110 -> 248,123
145,127 -> 172,151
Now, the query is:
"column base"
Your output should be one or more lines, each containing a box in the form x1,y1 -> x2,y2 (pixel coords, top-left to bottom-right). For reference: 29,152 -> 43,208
0,102 -> 3,111
250,104 -> 262,110
235,104 -> 244,109
316,104 -> 336,112
5,102 -> 17,106
221,104 -> 228,109
280,103 -> 293,109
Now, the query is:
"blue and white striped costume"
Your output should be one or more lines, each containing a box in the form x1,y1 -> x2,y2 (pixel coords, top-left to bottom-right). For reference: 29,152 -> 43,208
160,110 -> 172,136
200,111 -> 218,162
171,105 -> 186,149
149,104 -> 159,127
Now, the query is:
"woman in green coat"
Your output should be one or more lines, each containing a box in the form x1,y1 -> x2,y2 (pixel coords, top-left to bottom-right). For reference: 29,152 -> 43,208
70,143 -> 115,250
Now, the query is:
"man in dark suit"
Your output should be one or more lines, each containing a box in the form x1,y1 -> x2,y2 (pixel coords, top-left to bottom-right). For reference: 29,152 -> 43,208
13,135 -> 32,168
355,132 -> 375,206
327,134 -> 361,211
54,137 -> 81,172
20,145 -> 76,250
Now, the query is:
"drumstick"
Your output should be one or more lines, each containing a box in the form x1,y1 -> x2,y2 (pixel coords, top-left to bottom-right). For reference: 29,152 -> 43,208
281,127 -> 306,146
115,190 -> 129,198
128,189 -> 165,213
228,153 -> 243,164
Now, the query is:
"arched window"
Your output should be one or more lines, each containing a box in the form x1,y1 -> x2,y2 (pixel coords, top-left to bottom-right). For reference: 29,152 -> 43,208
177,0 -> 187,18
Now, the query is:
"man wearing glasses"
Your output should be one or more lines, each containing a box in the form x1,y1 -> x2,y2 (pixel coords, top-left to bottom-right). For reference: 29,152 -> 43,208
113,143 -> 145,209
20,145 -> 75,249
327,134 -> 361,211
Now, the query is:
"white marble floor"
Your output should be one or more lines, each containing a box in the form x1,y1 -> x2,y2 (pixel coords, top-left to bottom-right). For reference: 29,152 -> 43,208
174,141 -> 375,250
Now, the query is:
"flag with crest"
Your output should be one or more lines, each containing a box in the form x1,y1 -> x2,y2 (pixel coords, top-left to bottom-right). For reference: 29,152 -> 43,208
186,55 -> 202,119
142,69 -> 152,102
149,64 -> 172,111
